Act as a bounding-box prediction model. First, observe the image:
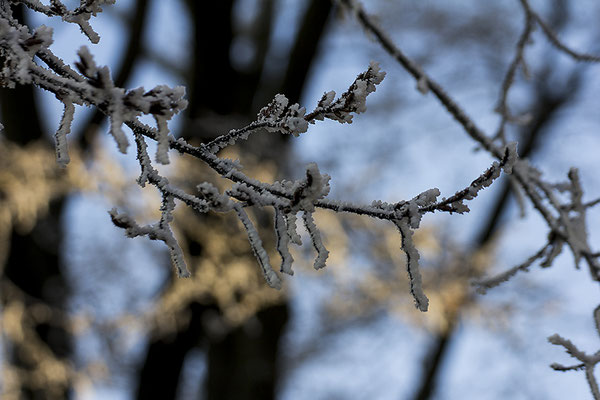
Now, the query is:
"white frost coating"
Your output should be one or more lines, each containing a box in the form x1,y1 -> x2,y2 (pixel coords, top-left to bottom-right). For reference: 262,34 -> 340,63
296,162 -> 331,212
396,219 -> 429,311
548,334 -> 587,361
134,130 -> 152,186
352,80 -> 369,113
257,94 -> 308,137
155,115 -> 170,164
284,103 -> 309,135
108,207 -> 190,277
368,61 -> 386,84
302,211 -> 329,270
28,25 -> 54,54
12,0 -> 581,320
108,94 -> 130,154
57,0 -> 116,44
6,0 -> 112,46
275,208 -> 294,275
413,188 -> 441,206
234,205 -> 282,289
406,200 -> 420,229
271,94 -> 288,117
206,122 -> 269,154
443,161 -> 504,214
229,182 -> 289,208
467,163 -> 500,200
159,195 -> 190,277
64,13 -> 99,44
285,213 -> 302,245
54,99 -> 74,167
547,329 -> 600,398
132,132 -> 209,213
197,182 -> 233,212
395,188 -> 440,229
474,242 -> 550,294
315,61 -> 386,124
71,48 -> 187,160
257,93 -> 287,123
76,46 -> 97,77
319,90 -> 335,107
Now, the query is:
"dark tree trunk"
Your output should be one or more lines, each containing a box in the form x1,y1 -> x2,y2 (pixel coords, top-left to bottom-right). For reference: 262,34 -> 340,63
0,7 -> 72,400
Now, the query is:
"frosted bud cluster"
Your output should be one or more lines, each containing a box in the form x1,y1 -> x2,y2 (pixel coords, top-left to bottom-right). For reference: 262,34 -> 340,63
257,94 -> 309,137
312,61 -> 386,123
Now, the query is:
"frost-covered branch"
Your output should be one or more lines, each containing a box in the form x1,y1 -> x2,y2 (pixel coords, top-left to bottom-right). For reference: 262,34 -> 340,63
0,0 -> 550,313
492,0 -> 600,145
338,0 -> 600,394
494,11 -> 534,141
518,0 -> 600,63
205,61 -> 386,153
8,0 -> 115,43
473,241 -> 552,294
0,3 -> 187,163
339,0 -> 600,286
234,204 -> 282,290
548,305 -> 600,400
108,207 -> 189,278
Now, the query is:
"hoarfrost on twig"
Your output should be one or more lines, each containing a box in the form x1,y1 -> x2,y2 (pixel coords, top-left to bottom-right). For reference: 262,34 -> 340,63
303,211 -> 329,270
234,205 -> 282,290
0,0 -> 566,310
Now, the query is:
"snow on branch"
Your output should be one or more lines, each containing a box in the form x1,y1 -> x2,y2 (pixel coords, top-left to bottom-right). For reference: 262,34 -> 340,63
421,143 -> 517,215
54,98 -> 74,167
306,61 -> 386,123
2,0 -> 591,321
303,211 -> 329,271
473,241 -> 553,294
127,100 -> 516,308
334,3 -> 600,394
0,5 -> 187,165
274,208 -> 294,275
137,122 -> 513,309
395,219 -> 428,311
548,305 -> 600,399
108,206 -> 189,278
205,61 -> 386,154
9,0 -> 115,44
340,0 -> 600,288
518,0 -> 600,63
234,204 -> 282,290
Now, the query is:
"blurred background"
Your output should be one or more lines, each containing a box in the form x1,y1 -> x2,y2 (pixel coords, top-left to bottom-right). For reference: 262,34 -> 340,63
1,0 -> 600,399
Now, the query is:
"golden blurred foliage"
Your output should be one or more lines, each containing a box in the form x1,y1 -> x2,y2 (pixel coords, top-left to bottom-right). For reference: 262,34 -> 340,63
0,136 -> 509,398
309,209 -> 503,335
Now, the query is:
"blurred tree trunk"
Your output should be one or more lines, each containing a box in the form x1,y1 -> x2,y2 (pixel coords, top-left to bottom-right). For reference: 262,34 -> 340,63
0,2 -> 150,398
135,1 -> 331,399
0,6 -> 72,399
